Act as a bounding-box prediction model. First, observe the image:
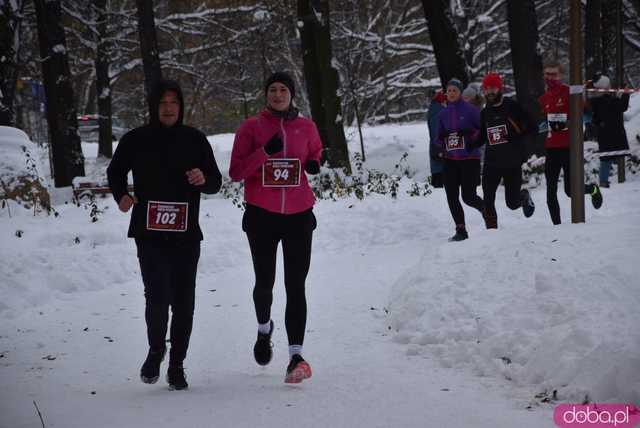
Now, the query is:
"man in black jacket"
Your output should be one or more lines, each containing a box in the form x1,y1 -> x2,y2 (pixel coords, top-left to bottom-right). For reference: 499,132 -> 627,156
107,79 -> 222,390
475,73 -> 536,229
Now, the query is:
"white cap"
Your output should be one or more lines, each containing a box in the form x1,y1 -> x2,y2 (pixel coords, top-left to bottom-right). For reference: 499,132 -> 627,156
593,75 -> 611,89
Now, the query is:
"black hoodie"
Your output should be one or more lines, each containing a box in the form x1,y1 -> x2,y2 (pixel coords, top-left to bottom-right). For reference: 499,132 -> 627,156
478,96 -> 535,168
107,80 -> 222,242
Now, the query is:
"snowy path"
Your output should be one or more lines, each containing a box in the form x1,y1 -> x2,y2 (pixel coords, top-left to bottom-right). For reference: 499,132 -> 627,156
0,192 -> 560,428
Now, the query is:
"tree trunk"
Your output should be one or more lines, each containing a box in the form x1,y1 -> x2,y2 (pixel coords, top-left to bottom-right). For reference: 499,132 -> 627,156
297,0 -> 351,173
95,0 -> 113,158
380,8 -> 390,122
506,0 -> 546,157
34,0 -> 85,187
135,0 -> 162,116
585,0 -> 603,80
420,0 -> 469,87
614,0 -> 624,87
602,2 -> 618,80
0,1 -> 25,127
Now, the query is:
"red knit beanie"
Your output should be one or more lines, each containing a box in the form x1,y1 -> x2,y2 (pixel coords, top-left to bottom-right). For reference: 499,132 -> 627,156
482,73 -> 503,90
433,90 -> 446,103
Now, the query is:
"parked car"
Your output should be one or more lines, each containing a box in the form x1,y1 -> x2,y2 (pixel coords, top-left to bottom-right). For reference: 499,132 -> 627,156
77,114 -> 128,142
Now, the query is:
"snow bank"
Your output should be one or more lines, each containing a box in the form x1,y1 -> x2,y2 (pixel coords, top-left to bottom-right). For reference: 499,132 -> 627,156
0,126 -> 51,212
388,189 -> 640,405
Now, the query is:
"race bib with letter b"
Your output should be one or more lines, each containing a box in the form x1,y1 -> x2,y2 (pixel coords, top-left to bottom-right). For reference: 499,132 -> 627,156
146,201 -> 188,232
262,158 -> 301,187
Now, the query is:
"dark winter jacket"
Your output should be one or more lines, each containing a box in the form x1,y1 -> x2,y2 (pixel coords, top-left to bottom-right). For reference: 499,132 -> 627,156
107,80 -> 222,242
590,93 -> 630,158
427,99 -> 445,174
434,98 -> 482,161
478,97 -> 535,168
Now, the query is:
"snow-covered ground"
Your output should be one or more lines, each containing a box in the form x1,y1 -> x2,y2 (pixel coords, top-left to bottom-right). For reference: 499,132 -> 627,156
1,96 -> 639,428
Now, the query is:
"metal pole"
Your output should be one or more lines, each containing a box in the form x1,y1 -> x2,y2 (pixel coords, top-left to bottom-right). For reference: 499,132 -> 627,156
569,0 -> 585,223
615,0 -> 626,183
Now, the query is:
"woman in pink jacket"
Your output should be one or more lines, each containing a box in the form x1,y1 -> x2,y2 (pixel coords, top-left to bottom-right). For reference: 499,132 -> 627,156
229,72 -> 322,384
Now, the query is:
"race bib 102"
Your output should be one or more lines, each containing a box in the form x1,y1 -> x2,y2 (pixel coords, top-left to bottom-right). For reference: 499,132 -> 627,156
146,201 -> 188,232
487,124 -> 509,146
262,158 -> 301,187
446,132 -> 464,151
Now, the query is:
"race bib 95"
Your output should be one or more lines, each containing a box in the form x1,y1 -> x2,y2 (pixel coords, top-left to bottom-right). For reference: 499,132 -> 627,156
487,124 -> 509,145
446,132 -> 464,151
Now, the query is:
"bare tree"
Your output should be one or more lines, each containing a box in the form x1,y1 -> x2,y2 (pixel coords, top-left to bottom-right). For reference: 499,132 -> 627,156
585,0 -> 603,80
506,0 -> 545,156
0,0 -> 27,126
421,0 -> 469,86
298,0 -> 351,172
33,0 -> 85,187
94,0 -> 113,157
135,0 -> 162,115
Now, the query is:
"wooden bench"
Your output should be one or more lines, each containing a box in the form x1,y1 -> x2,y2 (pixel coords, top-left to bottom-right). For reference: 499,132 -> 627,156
72,181 -> 134,200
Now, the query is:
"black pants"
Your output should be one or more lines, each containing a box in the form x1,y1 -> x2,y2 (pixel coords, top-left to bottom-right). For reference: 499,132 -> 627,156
444,159 -> 484,227
136,239 -> 200,366
482,165 -> 522,218
243,205 -> 315,346
545,149 -> 593,225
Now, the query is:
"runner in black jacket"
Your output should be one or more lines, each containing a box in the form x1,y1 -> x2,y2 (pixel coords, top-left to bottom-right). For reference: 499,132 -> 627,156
475,73 -> 535,229
107,79 -> 222,390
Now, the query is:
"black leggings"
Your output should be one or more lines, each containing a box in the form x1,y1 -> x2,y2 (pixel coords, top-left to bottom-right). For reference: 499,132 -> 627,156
545,149 -> 593,225
243,205 -> 315,346
482,165 -> 522,218
136,239 -> 200,366
444,159 -> 484,226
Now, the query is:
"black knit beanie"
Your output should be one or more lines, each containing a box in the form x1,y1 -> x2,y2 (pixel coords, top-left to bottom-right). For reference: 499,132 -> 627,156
265,71 -> 296,99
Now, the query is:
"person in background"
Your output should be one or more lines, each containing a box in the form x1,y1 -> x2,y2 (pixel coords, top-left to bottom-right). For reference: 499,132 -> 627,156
463,83 -> 486,180
433,78 -> 485,242
538,58 -> 603,225
462,84 -> 485,110
589,74 -> 630,188
427,89 -> 446,188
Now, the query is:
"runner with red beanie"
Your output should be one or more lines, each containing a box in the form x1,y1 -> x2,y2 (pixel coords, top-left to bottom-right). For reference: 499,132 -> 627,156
230,71 -> 322,384
472,72 -> 536,229
539,59 -> 603,225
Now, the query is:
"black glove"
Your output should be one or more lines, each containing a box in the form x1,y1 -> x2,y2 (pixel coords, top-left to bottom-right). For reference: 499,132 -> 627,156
264,133 -> 283,155
304,159 -> 320,175
430,144 -> 444,161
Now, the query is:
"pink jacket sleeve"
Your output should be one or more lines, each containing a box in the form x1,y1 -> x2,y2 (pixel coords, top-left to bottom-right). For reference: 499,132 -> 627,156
229,119 -> 269,182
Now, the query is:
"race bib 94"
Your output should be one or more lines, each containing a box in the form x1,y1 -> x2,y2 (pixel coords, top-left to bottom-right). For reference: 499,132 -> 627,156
146,201 -> 188,232
262,159 -> 301,187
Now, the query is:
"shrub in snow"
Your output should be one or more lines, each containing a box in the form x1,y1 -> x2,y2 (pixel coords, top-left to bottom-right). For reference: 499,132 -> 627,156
217,152 -> 432,209
0,126 -> 52,215
309,152 -> 431,201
